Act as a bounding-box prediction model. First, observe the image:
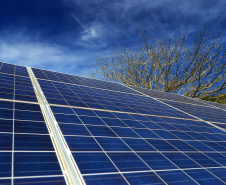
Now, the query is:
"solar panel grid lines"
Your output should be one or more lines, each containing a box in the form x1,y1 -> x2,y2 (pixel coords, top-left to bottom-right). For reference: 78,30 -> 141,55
46,83 -> 133,184
45,87 -> 225,184
27,67 -> 85,185
129,85 -> 226,115
48,107 -> 226,142
123,85 -> 226,183
31,67 -> 141,96
127,85 -> 209,106
50,107 -> 226,184
11,65 -> 15,185
34,76 -> 204,124
159,99 -> 226,131
0,62 -> 29,78
195,98 -> 226,110
46,103 -> 203,124
0,62 -> 226,184
38,74 -> 169,181
0,110 -> 63,181
154,97 -> 225,112
125,84 -> 226,133
162,100 -> 225,122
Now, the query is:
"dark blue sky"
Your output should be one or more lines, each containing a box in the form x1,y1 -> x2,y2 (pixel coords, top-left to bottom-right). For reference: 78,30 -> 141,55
0,0 -> 225,76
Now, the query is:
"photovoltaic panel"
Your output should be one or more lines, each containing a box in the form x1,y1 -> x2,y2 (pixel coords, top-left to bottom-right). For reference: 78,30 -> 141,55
0,62 -> 65,184
128,85 -> 210,106
32,67 -> 141,95
30,67 -> 226,184
35,77 -> 195,120
129,85 -> 226,131
0,62 -> 225,185
196,98 -> 226,110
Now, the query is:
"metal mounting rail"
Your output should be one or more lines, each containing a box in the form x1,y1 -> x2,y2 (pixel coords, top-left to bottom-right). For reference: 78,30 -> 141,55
27,67 -> 86,185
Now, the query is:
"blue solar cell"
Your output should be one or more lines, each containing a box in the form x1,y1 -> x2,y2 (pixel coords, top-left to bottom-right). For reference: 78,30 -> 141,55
111,127 -> 140,138
124,172 -> 165,185
14,176 -> 67,185
167,140 -> 197,151
14,134 -> 54,151
204,153 -> 226,166
123,138 -> 156,151
185,153 -> 221,167
14,152 -> 62,176
186,141 -> 214,151
0,93 -> 14,101
73,108 -> 96,116
72,153 -> 118,174
96,137 -> 131,151
216,142 -> 226,149
0,179 -> 11,184
132,128 -> 160,138
199,133 -> 223,141
14,120 -> 48,134
152,130 -> 178,139
15,102 -> 41,112
201,141 -> 226,151
208,168 -> 226,183
0,152 -> 11,177
157,170 -> 197,185
170,131 -> 195,140
184,132 -> 209,140
113,113 -> 135,120
0,119 -> 13,132
55,114 -> 81,124
214,133 -> 226,140
130,115 -> 150,121
101,118 -> 127,127
185,169 -> 225,185
51,106 -> 75,114
0,108 -> 13,119
158,123 -> 177,130
164,153 -> 200,168
47,98 -> 68,105
15,89 -> 35,96
15,110 -> 44,121
146,139 -> 178,151
83,174 -> 128,185
68,101 -> 89,107
93,110 -> 117,118
108,153 -> 150,172
15,95 -> 38,102
86,125 -> 117,137
65,136 -> 101,151
140,121 -> 163,129
122,120 -> 145,128
79,116 -> 106,126
58,123 -> 90,136
138,153 -> 178,170
0,133 -> 12,150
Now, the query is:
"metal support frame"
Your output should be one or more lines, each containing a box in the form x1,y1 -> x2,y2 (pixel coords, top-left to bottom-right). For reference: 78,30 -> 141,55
27,67 -> 86,185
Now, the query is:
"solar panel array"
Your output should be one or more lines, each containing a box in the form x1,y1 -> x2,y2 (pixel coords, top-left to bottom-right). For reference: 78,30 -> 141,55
130,86 -> 226,130
0,62 -> 65,184
0,62 -> 225,185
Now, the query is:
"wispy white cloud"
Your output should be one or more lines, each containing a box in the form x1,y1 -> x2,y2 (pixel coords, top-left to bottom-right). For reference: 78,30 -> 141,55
0,32 -> 101,76
81,23 -> 101,41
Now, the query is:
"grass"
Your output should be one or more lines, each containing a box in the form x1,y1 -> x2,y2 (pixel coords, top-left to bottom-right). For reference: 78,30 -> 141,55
199,94 -> 226,104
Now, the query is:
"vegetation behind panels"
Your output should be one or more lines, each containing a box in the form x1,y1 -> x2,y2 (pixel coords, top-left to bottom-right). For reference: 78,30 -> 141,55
91,28 -> 226,104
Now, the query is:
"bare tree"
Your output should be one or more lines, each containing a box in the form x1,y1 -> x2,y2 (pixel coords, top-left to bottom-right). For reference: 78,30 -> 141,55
90,28 -> 226,98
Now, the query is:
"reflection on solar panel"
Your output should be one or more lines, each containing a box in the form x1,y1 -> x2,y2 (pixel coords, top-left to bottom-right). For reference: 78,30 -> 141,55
0,61 -> 225,185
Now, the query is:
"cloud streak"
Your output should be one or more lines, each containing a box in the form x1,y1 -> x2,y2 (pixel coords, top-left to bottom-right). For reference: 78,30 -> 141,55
0,30 -> 102,76
0,0 -> 226,75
